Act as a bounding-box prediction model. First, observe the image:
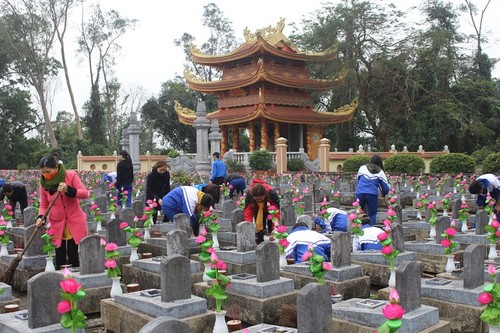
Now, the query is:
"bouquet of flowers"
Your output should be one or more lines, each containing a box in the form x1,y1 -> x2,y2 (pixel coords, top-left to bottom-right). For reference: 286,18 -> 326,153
102,241 -> 122,278
30,191 -> 39,214
485,193 -> 496,217
440,192 -> 452,213
142,199 -> 157,229
2,201 -> 13,226
292,194 -> 305,216
386,189 -> 398,208
119,221 -> 142,248
195,226 -> 214,263
374,288 -> 406,333
416,193 -> 429,212
453,173 -> 463,192
200,208 -> 220,234
205,251 -> 231,312
319,197 -> 331,222
90,202 -> 103,223
415,177 -> 424,194
435,177 -> 444,195
333,191 -> 341,203
220,183 -> 230,198
386,207 -> 397,224
301,244 -> 332,284
378,220 -> 400,270
134,178 -> 144,197
120,189 -> 128,208
459,200 -> 469,229
108,194 -> 118,213
349,200 -> 364,237
485,216 -> 500,245
441,220 -> 458,255
41,226 -> 56,258
57,269 -> 87,333
427,201 -> 438,225
478,264 -> 500,327
0,217 -> 10,244
267,202 -> 280,225
272,225 -> 289,254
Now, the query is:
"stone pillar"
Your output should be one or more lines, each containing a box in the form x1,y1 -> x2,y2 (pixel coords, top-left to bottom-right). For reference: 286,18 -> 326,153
208,119 -> 222,156
261,118 -> 268,150
232,125 -> 240,151
193,101 -> 211,176
249,122 -> 255,152
146,151 -> 152,171
319,138 -> 331,173
275,137 -> 287,175
120,128 -> 129,154
127,112 -> 142,173
221,126 -> 228,155
77,151 -> 83,171
273,121 -> 280,142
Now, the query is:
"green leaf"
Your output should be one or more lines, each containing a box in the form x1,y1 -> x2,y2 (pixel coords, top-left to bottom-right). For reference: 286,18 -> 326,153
206,269 -> 217,279
60,313 -> 73,328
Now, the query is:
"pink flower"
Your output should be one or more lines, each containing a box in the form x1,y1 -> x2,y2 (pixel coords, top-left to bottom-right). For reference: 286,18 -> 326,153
322,262 -> 332,271
387,210 -> 396,217
144,207 -> 151,212
478,292 -> 494,305
381,246 -> 393,256
492,220 -> 500,229
390,197 -> 396,203
59,278 -> 81,294
268,205 -> 277,211
57,300 -> 72,314
277,225 -> 287,233
104,259 -> 117,269
427,202 -> 435,209
302,251 -> 312,262
279,239 -> 290,248
210,251 -> 218,262
267,214 -> 272,220
352,200 -> 359,207
495,230 -> 500,237
204,210 -> 211,218
293,197 -> 299,203
216,260 -> 227,270
90,204 -> 98,210
4,205 -> 11,211
440,239 -> 451,248
135,231 -> 142,237
200,226 -> 207,236
488,264 -> 496,276
417,202 -> 422,208
334,192 -> 340,197
63,268 -> 72,278
100,238 -> 107,246
377,233 -> 389,241
389,288 -> 400,302
383,219 -> 391,228
195,235 -> 206,243
348,213 -> 357,221
105,243 -> 118,252
445,228 -> 456,236
120,222 -> 128,229
381,303 -> 406,320
320,209 -> 326,215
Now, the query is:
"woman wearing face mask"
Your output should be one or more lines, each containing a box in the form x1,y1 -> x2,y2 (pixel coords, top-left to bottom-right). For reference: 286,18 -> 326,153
35,153 -> 89,269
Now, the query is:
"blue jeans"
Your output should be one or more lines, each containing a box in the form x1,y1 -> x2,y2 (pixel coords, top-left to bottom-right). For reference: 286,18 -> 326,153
356,193 -> 379,226
117,183 -> 133,208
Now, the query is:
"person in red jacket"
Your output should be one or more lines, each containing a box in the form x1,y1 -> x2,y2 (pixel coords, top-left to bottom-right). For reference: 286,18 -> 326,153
243,179 -> 280,244
35,153 -> 89,269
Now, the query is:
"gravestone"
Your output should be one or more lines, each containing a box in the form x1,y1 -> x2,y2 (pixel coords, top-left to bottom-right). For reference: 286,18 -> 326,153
302,195 -> 312,212
23,206 -> 37,227
236,222 -> 256,252
95,196 -> 108,214
282,191 -> 294,205
475,210 -> 489,235
79,234 -> 105,275
463,244 -> 485,289
280,204 -> 296,226
106,218 -> 127,246
435,216 -> 451,244
166,229 -> 189,257
222,200 -> 237,219
297,283 -> 332,332
393,205 -> 403,224
391,224 -> 405,253
27,272 -> 64,329
296,215 -> 313,229
24,225 -> 45,256
160,255 -> 191,302
451,199 -> 461,220
173,214 -> 191,235
133,200 -> 144,219
331,232 -> 351,267
81,203 -> 92,219
396,260 -> 421,312
256,242 -> 280,283
121,208 -> 136,225
231,208 -> 245,233
138,317 -> 190,333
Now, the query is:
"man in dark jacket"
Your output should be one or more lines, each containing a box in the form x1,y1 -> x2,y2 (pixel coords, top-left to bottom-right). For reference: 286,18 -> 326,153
0,181 -> 28,219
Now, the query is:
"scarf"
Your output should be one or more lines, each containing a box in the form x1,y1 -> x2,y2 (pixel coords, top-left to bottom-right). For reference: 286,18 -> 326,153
40,163 -> 67,192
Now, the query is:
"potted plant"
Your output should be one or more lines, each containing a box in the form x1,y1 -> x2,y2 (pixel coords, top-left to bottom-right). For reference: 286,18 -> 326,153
248,149 -> 273,171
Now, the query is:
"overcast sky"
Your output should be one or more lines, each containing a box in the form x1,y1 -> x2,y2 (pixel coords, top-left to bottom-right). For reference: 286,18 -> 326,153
50,0 -> 500,116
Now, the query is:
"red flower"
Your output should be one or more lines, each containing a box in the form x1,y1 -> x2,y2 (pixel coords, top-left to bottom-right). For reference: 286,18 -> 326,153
59,278 -> 82,294
440,239 -> 451,248
478,292 -> 493,305
119,222 -> 128,229
445,228 -> 456,236
381,246 -> 393,255
57,300 -> 72,314
381,303 -> 406,320
104,259 -> 117,269
377,232 -> 389,241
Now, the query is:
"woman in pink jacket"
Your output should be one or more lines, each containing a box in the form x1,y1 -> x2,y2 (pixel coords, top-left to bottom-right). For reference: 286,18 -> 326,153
36,153 -> 89,269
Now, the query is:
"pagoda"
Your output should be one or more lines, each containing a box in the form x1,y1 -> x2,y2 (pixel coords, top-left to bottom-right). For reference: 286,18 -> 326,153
176,18 -> 357,160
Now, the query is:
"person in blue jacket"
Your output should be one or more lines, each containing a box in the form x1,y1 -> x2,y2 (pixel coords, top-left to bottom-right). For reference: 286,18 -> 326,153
223,173 -> 246,199
469,174 -> 500,213
312,207 -> 348,233
284,222 -> 331,263
357,215 -> 384,251
355,154 -> 390,226
209,152 -> 227,186
161,186 -> 213,236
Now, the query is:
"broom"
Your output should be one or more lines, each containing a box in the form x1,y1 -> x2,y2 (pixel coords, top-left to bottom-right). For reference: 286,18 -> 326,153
0,191 -> 60,285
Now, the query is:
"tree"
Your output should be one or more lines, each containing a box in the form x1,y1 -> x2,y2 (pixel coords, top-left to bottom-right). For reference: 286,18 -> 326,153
0,0 -> 62,148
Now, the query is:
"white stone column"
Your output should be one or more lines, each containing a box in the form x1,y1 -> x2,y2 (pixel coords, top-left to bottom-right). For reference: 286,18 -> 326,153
193,101 -> 211,177
127,112 -> 142,173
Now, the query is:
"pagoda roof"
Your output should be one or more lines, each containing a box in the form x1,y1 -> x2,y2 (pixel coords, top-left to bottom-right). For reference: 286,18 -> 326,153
189,18 -> 337,65
184,64 -> 346,92
174,99 -> 357,126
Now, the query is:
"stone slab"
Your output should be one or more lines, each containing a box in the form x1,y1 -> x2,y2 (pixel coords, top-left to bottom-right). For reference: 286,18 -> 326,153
227,276 -> 294,298
72,272 -> 112,289
132,258 -> 202,275
0,311 -> 84,332
453,234 -> 489,247
420,279 -> 485,307
351,251 -> 417,266
0,255 -> 46,270
114,292 -> 207,319
215,249 -> 256,265
232,324 -> 297,333
282,263 -> 363,282
0,262 -> 44,292
332,317 -> 450,333
121,264 -> 203,291
332,298 -> 440,333
404,242 -> 460,255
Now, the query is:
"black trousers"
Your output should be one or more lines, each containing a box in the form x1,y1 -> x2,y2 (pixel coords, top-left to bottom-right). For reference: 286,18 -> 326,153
55,239 -> 79,269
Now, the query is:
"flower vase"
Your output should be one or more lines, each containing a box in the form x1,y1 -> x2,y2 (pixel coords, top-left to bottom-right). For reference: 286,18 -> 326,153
443,209 -> 448,217
110,212 -> 116,220
212,233 -> 220,250
279,252 -> 287,268
445,255 -> 455,274
129,247 -> 139,262
388,268 -> 396,288
489,244 -> 498,260
203,263 -> 212,283
45,256 -> 56,272
461,194 -> 466,202
6,220 -> 13,229
96,221 -> 102,232
410,186 -> 414,193
0,244 -> 9,256
213,310 -> 229,333
416,192 -> 420,200
429,224 -> 436,238
453,187 -> 457,194
110,277 -> 123,299
461,220 -> 468,233
144,228 -> 151,240
416,210 -> 422,220
352,236 -> 359,253
436,190 -> 440,197
489,325 -> 500,333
